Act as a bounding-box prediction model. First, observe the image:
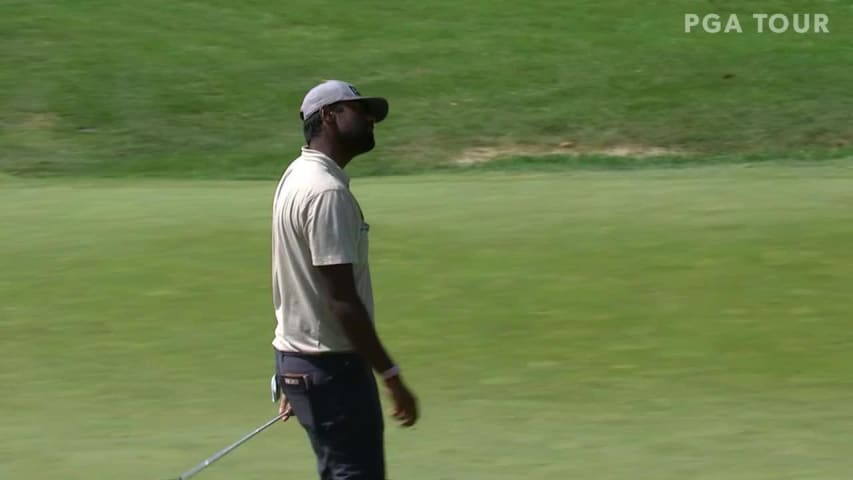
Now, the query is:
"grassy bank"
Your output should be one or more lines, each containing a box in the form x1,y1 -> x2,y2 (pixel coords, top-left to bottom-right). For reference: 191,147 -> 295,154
2,1 -> 852,178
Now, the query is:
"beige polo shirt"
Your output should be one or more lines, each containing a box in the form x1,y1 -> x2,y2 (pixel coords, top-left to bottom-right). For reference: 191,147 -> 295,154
271,147 -> 374,353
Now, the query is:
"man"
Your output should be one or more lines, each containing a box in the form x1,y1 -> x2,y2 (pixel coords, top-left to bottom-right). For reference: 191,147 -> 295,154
271,80 -> 419,480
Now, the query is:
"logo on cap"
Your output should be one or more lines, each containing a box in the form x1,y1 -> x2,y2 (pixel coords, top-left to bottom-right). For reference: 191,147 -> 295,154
348,85 -> 360,96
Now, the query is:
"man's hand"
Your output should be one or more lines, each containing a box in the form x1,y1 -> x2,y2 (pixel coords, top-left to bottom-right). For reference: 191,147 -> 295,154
384,376 -> 418,427
278,395 -> 294,422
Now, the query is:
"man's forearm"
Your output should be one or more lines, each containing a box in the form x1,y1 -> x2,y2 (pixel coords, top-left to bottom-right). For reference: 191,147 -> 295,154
331,299 -> 395,375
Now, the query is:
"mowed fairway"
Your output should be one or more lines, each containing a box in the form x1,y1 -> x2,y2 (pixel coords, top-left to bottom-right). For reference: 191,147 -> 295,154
2,164 -> 853,479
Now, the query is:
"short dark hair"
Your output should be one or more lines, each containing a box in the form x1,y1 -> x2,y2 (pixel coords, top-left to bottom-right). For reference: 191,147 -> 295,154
303,103 -> 344,144
303,111 -> 322,143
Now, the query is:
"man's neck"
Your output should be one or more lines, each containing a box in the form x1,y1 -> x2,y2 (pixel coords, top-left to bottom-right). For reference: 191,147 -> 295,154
307,139 -> 353,169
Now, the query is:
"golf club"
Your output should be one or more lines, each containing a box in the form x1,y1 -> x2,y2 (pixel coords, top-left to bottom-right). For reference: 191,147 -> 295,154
165,411 -> 287,480
164,375 -> 287,480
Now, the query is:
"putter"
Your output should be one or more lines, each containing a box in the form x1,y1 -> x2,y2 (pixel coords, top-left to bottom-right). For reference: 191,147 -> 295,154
165,375 -> 286,480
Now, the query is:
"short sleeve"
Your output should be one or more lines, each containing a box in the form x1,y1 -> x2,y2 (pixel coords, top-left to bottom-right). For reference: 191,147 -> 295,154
305,189 -> 361,266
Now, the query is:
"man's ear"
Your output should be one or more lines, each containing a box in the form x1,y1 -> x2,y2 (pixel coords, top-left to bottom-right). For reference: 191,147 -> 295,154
321,106 -> 337,126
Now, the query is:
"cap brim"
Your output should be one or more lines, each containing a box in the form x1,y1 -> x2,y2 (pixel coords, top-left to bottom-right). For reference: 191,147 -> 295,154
359,97 -> 389,123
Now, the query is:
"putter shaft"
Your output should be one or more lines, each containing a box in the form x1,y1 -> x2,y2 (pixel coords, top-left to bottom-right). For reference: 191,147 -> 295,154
175,412 -> 287,480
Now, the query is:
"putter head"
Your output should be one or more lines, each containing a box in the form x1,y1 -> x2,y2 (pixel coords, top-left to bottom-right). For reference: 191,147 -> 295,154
270,374 -> 280,403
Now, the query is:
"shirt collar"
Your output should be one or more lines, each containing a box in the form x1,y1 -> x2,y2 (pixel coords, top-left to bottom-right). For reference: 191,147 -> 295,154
300,147 -> 350,186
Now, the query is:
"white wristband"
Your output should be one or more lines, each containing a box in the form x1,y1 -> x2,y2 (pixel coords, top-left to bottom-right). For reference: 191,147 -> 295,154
381,365 -> 401,380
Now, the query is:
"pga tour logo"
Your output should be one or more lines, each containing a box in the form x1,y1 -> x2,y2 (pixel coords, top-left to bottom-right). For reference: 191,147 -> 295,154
685,13 -> 830,33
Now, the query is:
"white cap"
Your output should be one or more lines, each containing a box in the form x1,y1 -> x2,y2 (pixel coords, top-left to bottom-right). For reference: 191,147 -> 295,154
299,80 -> 389,123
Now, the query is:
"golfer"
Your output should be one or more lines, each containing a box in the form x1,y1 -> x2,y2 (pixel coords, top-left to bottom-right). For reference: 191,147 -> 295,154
271,80 -> 419,479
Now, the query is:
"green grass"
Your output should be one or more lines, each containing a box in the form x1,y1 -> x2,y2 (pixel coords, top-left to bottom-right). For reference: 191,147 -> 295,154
2,164 -> 853,479
3,1 -> 853,477
2,1 -> 853,178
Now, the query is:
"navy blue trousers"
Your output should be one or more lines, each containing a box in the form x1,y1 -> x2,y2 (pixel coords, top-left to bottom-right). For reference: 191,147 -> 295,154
275,350 -> 385,480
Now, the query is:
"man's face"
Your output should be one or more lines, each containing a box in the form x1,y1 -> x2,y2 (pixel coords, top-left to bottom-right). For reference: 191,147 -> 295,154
331,100 -> 376,154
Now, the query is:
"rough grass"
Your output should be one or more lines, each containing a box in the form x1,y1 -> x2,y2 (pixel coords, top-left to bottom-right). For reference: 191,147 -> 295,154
2,0 -> 852,178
